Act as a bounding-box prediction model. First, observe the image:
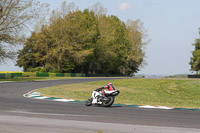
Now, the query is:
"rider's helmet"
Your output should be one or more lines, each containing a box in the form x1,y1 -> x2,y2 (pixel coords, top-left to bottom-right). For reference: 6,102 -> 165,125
107,82 -> 112,85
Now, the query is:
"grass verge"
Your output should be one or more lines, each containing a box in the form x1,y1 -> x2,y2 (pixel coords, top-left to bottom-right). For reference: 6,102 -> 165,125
37,78 -> 200,109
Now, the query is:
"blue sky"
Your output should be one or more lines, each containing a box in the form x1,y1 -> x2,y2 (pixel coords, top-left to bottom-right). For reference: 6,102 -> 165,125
1,0 -> 200,75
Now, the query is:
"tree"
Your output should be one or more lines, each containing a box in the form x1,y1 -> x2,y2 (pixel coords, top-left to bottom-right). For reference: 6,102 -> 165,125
90,2 -> 107,17
17,9 -> 99,73
0,0 -> 47,63
123,19 -> 148,74
16,32 -> 38,71
17,2 -> 148,75
190,29 -> 200,73
92,15 -> 130,74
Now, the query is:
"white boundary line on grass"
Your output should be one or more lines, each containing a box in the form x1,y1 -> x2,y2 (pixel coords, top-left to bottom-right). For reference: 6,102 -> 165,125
139,105 -> 173,110
0,81 -> 16,83
23,90 -> 75,102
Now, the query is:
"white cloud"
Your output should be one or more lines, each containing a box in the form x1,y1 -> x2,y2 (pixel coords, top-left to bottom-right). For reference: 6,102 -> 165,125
119,2 -> 132,11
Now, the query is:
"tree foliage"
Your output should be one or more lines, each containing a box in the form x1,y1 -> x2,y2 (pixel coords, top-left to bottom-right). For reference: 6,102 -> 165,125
190,29 -> 200,73
0,0 -> 47,63
17,2 -> 147,75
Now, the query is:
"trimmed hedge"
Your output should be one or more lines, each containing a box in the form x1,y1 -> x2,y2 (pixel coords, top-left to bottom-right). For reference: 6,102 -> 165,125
11,73 -> 22,77
64,73 -> 71,77
0,72 -> 86,79
56,73 -> 64,77
188,75 -> 200,78
0,74 -> 5,79
36,72 -> 49,77
0,73 -> 15,79
22,72 -> 36,77
0,72 -> 126,79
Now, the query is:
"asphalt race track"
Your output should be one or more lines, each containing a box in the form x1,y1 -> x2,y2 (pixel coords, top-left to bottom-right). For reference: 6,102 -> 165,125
0,78 -> 200,133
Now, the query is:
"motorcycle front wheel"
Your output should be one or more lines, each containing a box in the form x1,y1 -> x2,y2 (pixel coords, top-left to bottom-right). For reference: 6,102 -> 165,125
85,97 -> 93,106
102,96 -> 114,107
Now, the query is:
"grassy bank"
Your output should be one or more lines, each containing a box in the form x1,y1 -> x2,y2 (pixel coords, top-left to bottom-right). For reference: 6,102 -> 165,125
37,78 -> 200,108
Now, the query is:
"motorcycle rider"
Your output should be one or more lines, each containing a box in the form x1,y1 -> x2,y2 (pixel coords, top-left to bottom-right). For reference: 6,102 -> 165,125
85,82 -> 119,106
93,82 -> 115,102
95,82 -> 116,92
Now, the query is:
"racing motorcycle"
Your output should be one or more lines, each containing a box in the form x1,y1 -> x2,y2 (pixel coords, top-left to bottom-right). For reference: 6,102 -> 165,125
85,89 -> 120,107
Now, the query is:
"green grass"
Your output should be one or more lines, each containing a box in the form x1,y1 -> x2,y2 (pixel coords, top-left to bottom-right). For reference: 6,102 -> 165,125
0,77 -> 83,82
37,78 -> 200,108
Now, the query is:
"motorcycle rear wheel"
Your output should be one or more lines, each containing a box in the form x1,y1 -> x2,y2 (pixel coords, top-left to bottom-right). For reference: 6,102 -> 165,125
102,96 -> 114,107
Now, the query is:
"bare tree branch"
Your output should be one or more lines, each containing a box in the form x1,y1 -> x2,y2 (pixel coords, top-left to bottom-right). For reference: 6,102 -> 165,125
0,0 -> 48,63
